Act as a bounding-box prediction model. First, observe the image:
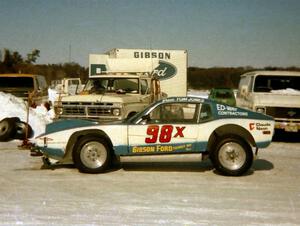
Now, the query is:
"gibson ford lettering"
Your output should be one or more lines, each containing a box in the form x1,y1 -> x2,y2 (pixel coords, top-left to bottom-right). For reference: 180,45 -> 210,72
134,51 -> 171,60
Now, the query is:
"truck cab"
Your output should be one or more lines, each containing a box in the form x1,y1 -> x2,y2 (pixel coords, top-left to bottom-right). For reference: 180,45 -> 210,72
54,73 -> 164,121
236,71 -> 300,132
0,73 -> 48,107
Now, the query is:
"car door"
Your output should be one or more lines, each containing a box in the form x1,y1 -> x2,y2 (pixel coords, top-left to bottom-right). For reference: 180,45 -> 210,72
127,101 -> 202,155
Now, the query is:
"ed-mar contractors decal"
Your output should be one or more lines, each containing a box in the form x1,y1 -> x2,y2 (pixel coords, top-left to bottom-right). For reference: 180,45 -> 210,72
217,104 -> 248,117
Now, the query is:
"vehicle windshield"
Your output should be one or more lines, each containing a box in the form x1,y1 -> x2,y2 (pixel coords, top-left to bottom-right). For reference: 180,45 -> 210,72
83,78 -> 139,94
215,90 -> 234,98
126,101 -> 158,124
0,77 -> 34,89
254,75 -> 300,92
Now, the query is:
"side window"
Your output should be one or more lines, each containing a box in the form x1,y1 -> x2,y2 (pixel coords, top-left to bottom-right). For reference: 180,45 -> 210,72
141,79 -> 149,95
199,103 -> 213,122
36,76 -> 48,90
68,80 -> 79,86
147,102 -> 199,124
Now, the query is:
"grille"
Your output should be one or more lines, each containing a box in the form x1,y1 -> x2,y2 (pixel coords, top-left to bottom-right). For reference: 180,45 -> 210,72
88,107 -> 112,116
63,106 -> 85,115
62,105 -> 113,116
266,107 -> 300,119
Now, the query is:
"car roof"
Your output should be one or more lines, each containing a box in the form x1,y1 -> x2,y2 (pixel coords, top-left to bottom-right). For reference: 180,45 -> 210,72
241,70 -> 300,77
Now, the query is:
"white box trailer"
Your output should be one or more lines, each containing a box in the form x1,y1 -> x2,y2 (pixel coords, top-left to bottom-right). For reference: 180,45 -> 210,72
90,48 -> 187,97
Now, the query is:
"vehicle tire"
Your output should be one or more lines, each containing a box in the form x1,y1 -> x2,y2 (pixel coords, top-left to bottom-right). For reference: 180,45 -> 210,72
210,135 -> 253,176
0,118 -> 18,141
127,112 -> 137,119
14,121 -> 33,140
72,136 -> 111,173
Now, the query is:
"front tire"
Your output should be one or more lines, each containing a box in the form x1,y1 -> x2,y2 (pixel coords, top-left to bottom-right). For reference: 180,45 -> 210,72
73,136 -> 111,173
210,136 -> 253,176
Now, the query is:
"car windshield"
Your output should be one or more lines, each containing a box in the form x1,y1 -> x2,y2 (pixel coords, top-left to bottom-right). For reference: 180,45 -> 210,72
254,75 -> 300,92
0,77 -> 34,89
83,78 -> 139,94
215,91 -> 233,98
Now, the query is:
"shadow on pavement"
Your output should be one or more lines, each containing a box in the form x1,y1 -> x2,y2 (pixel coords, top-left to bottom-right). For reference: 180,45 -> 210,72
122,159 -> 213,173
273,130 -> 300,143
252,159 -> 274,171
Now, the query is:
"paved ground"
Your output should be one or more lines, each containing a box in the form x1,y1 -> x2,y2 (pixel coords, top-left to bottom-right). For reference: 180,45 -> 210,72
0,134 -> 300,226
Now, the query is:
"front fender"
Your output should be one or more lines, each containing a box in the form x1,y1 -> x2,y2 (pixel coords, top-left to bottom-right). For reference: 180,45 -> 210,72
63,129 -> 113,162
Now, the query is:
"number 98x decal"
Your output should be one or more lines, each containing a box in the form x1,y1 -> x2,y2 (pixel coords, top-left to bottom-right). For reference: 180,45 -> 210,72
145,125 -> 185,143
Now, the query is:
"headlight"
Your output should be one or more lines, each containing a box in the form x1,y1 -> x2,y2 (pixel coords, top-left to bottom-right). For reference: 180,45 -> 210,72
112,108 -> 121,116
55,106 -> 63,115
256,107 -> 266,114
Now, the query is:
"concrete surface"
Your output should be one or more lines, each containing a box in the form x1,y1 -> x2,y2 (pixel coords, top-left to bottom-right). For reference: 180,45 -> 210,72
0,136 -> 300,226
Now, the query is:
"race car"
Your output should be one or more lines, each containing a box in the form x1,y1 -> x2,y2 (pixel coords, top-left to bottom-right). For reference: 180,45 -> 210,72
33,97 -> 275,176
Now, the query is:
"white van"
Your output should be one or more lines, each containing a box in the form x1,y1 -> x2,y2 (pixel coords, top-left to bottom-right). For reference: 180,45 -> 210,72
236,71 -> 300,132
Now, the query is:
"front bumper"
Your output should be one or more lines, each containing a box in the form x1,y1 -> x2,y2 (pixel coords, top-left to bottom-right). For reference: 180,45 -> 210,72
275,120 -> 300,132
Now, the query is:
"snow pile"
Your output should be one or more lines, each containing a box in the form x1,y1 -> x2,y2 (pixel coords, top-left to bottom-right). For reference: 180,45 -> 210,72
271,88 -> 300,94
0,92 -> 53,137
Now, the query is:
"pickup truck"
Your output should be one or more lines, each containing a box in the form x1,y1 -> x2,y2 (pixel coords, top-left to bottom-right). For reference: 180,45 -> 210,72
236,71 -> 300,132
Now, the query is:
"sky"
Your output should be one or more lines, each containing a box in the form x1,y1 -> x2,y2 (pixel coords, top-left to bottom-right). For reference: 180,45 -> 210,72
0,0 -> 300,68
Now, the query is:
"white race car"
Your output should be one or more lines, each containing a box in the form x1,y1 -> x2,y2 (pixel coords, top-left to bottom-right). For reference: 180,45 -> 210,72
33,97 -> 275,176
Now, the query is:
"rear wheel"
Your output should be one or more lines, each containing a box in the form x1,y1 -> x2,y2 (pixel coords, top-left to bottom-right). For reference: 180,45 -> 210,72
210,136 -> 253,176
73,136 -> 111,173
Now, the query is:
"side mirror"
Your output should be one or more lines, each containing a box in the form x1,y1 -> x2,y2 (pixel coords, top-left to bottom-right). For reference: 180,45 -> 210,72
139,114 -> 150,125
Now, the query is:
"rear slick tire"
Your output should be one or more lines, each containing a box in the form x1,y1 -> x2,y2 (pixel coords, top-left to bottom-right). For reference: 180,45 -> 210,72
210,136 -> 253,176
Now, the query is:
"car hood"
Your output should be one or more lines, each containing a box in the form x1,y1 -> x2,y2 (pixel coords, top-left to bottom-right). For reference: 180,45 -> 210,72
252,93 -> 300,108
60,93 -> 140,104
40,119 -> 126,136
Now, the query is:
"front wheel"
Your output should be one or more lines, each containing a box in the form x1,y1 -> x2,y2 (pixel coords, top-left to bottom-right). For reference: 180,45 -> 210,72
73,136 -> 111,173
210,136 -> 253,176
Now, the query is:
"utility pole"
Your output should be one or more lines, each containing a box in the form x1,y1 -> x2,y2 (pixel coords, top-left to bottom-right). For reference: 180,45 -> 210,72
68,44 -> 72,62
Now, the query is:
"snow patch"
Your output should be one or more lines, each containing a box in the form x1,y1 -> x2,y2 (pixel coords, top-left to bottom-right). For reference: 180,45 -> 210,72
271,88 -> 300,94
0,92 -> 53,138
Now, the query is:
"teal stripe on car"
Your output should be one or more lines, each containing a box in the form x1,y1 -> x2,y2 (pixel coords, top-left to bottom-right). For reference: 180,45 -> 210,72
45,119 -> 98,134
256,141 -> 272,148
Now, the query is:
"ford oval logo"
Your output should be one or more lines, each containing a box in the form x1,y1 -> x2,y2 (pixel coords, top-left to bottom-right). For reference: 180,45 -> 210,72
152,60 -> 177,81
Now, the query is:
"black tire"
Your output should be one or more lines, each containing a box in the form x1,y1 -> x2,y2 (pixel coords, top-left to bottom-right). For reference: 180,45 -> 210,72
210,135 -> 253,176
14,121 -> 33,140
127,112 -> 137,119
72,136 -> 111,173
0,118 -> 18,142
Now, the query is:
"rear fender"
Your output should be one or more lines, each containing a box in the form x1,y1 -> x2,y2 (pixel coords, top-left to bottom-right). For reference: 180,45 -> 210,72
207,124 -> 256,153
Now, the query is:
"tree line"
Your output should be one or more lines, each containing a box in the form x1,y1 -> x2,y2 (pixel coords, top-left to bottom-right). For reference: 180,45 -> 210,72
0,49 -> 88,84
1,48 -> 299,89
187,66 -> 300,89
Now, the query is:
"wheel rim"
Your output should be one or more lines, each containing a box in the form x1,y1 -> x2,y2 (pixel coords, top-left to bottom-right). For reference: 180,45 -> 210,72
218,142 -> 246,170
0,121 -> 9,136
80,141 -> 107,169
